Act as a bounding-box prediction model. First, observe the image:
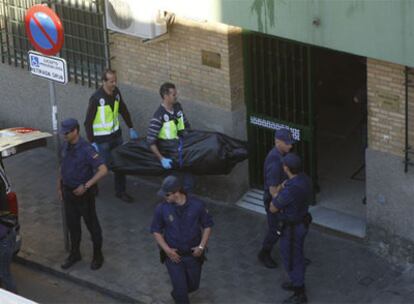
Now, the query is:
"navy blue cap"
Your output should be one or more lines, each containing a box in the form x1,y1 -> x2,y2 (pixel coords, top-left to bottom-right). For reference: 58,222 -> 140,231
60,118 -> 79,134
275,128 -> 295,145
157,175 -> 182,197
282,153 -> 302,170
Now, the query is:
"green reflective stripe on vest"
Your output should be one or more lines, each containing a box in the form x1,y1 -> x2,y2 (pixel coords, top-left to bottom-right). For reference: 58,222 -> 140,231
92,99 -> 120,136
113,99 -> 120,129
158,120 -> 178,140
176,116 -> 185,131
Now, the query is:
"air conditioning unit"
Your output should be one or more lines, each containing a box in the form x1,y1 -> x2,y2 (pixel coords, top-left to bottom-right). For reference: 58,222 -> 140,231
105,0 -> 167,39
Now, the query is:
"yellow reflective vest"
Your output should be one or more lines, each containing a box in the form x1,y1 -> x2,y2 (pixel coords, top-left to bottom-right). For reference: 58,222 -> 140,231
92,97 -> 120,136
158,114 -> 185,140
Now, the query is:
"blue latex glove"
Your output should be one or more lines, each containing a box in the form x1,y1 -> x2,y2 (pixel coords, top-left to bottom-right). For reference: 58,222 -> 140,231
91,142 -> 99,152
129,128 -> 139,140
160,158 -> 173,169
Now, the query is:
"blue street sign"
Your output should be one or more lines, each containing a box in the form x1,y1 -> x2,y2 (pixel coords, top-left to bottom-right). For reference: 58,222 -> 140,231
25,5 -> 64,56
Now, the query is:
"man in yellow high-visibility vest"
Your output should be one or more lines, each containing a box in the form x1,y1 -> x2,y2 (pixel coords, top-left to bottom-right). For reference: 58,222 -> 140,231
147,82 -> 194,192
84,69 -> 138,203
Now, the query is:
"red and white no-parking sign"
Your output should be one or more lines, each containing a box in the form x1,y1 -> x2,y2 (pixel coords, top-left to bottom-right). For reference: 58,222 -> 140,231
25,5 -> 64,56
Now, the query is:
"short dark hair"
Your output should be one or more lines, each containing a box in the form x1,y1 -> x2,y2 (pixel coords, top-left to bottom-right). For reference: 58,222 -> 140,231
159,82 -> 176,99
288,166 -> 302,175
102,68 -> 116,81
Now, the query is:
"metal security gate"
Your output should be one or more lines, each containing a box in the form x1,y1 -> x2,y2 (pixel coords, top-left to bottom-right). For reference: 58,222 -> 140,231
0,0 -> 109,88
244,31 -> 316,191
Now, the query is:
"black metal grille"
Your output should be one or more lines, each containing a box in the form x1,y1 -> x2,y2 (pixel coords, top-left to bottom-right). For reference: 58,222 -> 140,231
244,31 -> 315,190
0,0 -> 109,88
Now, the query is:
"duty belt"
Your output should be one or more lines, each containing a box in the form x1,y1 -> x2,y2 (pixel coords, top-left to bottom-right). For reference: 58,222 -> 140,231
177,250 -> 193,256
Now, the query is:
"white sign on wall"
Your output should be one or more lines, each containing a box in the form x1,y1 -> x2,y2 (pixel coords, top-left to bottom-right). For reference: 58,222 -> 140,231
28,51 -> 68,84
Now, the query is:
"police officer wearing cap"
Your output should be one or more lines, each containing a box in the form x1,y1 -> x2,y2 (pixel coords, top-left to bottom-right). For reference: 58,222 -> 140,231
58,118 -> 108,270
258,128 -> 294,268
269,153 -> 312,304
147,82 -> 194,192
84,69 -> 138,203
150,175 -> 213,304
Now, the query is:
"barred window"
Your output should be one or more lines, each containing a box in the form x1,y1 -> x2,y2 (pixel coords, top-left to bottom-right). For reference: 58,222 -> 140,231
0,0 -> 109,88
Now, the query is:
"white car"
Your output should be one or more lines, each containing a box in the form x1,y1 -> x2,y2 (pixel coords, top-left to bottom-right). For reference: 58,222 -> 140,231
0,288 -> 38,304
0,127 -> 51,254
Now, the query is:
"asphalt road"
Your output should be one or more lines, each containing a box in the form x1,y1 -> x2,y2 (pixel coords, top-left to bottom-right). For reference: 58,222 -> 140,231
10,263 -> 124,304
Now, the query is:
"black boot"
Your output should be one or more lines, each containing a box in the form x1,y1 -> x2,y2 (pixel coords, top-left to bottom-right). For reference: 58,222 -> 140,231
61,251 -> 81,270
257,249 -> 277,268
282,286 -> 308,304
91,248 -> 104,270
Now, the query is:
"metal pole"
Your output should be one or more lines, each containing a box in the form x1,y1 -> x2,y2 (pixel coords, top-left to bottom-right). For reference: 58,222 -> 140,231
49,80 -> 69,252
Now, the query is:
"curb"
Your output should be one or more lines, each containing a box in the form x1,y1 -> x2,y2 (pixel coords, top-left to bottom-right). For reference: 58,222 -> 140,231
14,255 -> 145,304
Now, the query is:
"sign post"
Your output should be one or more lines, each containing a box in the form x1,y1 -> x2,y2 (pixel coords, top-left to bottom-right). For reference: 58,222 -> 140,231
25,4 -> 69,251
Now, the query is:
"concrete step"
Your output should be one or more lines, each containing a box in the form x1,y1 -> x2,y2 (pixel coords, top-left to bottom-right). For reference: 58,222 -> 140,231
236,189 -> 266,215
236,189 -> 366,239
309,205 -> 366,239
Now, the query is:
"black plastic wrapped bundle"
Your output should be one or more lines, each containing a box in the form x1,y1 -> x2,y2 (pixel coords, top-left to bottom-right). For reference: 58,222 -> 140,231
111,130 -> 248,176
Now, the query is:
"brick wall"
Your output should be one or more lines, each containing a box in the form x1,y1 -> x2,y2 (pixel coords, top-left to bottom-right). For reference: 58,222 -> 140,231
110,17 -> 243,111
367,59 -> 406,157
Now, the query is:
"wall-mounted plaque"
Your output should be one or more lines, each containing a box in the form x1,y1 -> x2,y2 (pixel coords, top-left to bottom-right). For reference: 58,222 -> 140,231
377,91 -> 401,113
202,50 -> 221,69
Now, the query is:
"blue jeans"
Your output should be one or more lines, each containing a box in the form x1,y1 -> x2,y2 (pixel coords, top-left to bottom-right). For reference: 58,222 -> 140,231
165,255 -> 202,304
0,228 -> 17,293
97,136 -> 126,195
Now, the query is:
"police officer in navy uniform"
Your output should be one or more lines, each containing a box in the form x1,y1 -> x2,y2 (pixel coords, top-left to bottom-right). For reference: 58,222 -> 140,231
84,69 -> 138,203
58,118 -> 108,270
269,153 -> 312,304
150,175 -> 213,304
258,128 -> 294,268
147,82 -> 194,192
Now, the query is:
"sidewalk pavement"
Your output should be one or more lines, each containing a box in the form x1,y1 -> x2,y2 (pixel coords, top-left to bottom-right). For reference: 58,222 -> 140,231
4,147 -> 413,303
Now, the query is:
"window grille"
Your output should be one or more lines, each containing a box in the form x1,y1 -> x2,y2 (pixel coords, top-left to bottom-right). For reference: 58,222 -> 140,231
0,0 -> 110,88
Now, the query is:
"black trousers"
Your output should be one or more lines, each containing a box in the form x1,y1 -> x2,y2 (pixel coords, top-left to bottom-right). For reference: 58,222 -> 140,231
63,187 -> 102,253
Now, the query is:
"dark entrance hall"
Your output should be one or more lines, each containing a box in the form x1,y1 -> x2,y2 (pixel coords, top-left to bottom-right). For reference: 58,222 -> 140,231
313,48 -> 367,218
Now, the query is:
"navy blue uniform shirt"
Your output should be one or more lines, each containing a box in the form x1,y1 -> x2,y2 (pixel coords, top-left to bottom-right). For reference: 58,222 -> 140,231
264,147 -> 287,191
60,137 -> 104,188
272,173 -> 312,222
150,195 -> 213,252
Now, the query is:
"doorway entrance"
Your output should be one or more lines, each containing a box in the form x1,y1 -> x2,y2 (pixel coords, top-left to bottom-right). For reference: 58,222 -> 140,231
242,31 -> 367,228
314,48 -> 367,218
